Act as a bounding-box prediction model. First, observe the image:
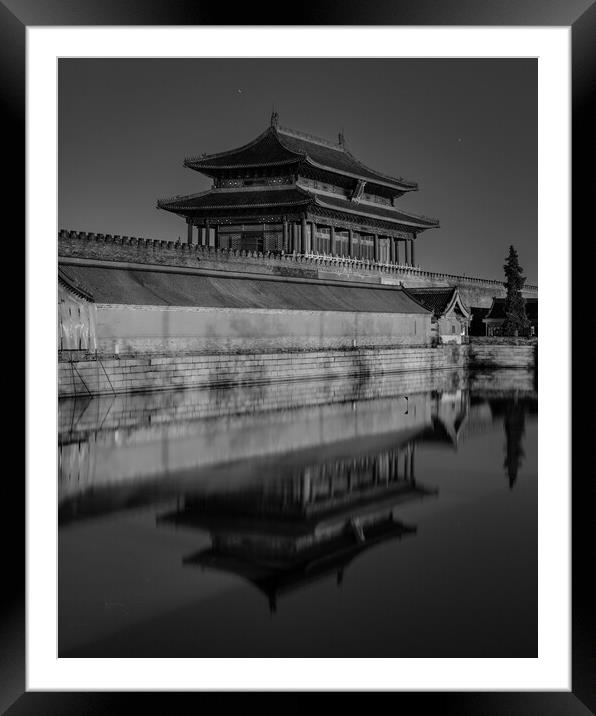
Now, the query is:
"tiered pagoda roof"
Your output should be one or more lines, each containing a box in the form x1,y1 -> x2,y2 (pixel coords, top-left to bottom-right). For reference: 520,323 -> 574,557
183,123 -> 418,192
157,118 -> 440,240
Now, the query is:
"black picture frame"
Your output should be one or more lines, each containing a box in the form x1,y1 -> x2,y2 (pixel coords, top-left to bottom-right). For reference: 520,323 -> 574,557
10,1 -> 593,712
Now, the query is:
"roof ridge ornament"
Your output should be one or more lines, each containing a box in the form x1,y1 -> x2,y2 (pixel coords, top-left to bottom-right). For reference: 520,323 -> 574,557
351,179 -> 365,204
338,131 -> 346,148
270,109 -> 279,127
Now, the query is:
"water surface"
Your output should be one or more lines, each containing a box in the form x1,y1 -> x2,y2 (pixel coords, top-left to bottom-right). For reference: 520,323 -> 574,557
59,368 -> 537,657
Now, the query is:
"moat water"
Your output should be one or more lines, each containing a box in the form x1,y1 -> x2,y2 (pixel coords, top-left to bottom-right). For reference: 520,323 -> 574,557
58,368 -> 537,657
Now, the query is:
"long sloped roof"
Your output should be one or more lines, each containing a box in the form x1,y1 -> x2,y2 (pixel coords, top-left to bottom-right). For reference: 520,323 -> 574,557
58,264 -> 432,314
58,266 -> 95,302
183,125 -> 418,191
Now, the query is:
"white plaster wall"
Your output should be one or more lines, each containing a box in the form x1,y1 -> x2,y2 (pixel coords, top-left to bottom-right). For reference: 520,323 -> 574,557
94,304 -> 432,353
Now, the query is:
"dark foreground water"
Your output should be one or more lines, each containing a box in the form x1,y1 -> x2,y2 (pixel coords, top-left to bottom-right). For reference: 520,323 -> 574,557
58,368 -> 537,657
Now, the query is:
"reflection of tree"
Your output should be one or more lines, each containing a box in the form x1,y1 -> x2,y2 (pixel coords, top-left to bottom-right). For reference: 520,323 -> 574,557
503,400 -> 526,489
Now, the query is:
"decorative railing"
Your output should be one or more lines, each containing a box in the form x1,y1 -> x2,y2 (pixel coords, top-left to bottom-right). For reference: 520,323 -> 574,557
57,230 -> 538,292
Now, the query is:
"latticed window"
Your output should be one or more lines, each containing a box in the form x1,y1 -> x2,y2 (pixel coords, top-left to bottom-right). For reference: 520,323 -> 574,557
335,231 -> 349,256
264,231 -> 283,253
240,232 -> 264,253
379,237 -> 390,263
360,235 -> 374,260
313,227 -> 331,254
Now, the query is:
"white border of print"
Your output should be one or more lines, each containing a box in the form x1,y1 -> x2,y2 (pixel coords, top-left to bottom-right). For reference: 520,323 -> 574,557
26,26 -> 570,691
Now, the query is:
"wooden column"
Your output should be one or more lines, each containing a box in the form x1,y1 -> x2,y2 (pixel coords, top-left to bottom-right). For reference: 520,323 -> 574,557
187,220 -> 193,245
348,228 -> 354,257
411,238 -> 416,266
213,224 -> 219,250
394,239 -> 399,265
204,221 -> 210,247
283,220 -> 288,252
301,217 -> 307,254
329,225 -> 335,255
390,236 -> 396,264
373,234 -> 379,262
311,221 -> 317,253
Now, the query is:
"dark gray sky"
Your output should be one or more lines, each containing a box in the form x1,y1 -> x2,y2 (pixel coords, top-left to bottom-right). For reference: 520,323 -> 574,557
59,58 -> 537,283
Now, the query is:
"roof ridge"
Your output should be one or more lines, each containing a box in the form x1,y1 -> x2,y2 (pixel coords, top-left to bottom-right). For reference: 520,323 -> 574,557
278,124 -> 418,189
399,286 -> 434,313
276,124 -> 344,152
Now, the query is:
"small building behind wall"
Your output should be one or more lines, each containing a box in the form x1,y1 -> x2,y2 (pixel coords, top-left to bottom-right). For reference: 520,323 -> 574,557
402,286 -> 471,344
482,297 -> 538,337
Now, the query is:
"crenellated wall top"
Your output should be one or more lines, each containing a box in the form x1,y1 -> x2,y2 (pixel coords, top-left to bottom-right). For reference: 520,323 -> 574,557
57,229 -> 538,293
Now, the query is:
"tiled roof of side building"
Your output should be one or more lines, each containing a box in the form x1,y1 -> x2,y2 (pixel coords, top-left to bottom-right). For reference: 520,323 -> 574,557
184,125 -> 418,191
157,187 -> 314,212
485,297 -> 538,320
403,287 -> 458,317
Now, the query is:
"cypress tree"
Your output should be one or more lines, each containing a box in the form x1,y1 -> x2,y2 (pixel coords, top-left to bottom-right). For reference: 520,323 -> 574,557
501,246 -> 530,336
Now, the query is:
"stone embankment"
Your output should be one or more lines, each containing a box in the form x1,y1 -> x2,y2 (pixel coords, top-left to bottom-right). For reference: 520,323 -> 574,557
467,337 -> 537,370
59,344 -> 469,398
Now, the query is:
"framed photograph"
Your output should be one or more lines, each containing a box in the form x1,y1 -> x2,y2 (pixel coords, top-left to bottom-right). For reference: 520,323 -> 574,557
10,0 -> 591,711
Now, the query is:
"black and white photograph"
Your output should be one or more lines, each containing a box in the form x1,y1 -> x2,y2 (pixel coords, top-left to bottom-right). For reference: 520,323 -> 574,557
6,0 -> 589,704
57,57 -> 540,659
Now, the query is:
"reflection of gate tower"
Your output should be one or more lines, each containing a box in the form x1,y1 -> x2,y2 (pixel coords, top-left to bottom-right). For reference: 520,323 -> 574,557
158,442 -> 436,613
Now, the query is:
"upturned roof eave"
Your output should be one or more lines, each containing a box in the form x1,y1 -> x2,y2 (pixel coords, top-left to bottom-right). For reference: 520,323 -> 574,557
304,156 -> 418,192
313,196 -> 440,230
444,288 -> 471,318
183,127 -> 278,165
182,124 -> 419,192
156,186 -> 314,213
184,157 -> 300,172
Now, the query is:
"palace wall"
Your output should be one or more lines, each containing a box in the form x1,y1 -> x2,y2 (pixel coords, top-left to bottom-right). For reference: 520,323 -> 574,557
92,305 -> 429,354
58,230 -> 538,310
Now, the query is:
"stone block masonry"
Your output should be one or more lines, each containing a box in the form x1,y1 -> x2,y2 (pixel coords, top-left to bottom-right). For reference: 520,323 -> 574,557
467,338 -> 537,370
59,344 -> 468,398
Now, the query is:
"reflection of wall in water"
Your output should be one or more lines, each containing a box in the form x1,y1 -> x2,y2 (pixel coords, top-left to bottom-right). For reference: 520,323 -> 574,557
58,390 -> 432,501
